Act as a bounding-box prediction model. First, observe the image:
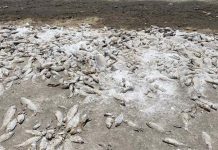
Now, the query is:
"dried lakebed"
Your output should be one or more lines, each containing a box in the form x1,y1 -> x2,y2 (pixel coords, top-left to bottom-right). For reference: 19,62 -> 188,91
0,24 -> 218,149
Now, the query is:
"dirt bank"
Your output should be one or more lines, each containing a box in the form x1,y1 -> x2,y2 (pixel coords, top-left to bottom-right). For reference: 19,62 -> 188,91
0,0 -> 218,31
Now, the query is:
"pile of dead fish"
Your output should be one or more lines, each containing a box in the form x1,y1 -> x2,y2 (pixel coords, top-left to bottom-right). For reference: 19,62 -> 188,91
0,24 -> 217,104
15,104 -> 89,149
0,98 -> 89,149
0,97 -> 33,149
0,24 -> 217,149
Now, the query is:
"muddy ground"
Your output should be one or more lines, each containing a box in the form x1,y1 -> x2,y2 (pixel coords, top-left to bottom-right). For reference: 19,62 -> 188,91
1,79 -> 218,150
0,0 -> 218,31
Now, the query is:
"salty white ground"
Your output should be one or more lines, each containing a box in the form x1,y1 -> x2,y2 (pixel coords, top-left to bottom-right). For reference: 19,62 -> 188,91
0,24 -> 218,150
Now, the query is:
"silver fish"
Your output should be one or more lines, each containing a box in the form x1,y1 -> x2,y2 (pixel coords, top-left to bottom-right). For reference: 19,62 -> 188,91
25,130 -> 43,136
33,123 -> 41,130
51,66 -> 65,72
66,113 -> 80,130
0,83 -> 4,96
49,136 -> 63,149
113,94 -> 126,106
124,120 -> 138,128
104,113 -> 114,117
39,137 -> 48,150
15,136 -> 41,148
0,131 -> 14,143
20,97 -> 38,113
95,53 -> 106,70
29,142 -> 37,150
114,113 -> 124,127
13,58 -> 25,63
80,114 -> 90,128
1,105 -> 16,129
196,101 -> 211,112
66,104 -> 79,122
3,76 -> 18,84
55,110 -> 63,126
69,135 -> 84,144
163,138 -> 186,147
146,122 -> 165,133
105,117 -> 114,129
17,113 -> 25,124
202,132 -> 212,150
181,113 -> 189,131
6,118 -> 17,132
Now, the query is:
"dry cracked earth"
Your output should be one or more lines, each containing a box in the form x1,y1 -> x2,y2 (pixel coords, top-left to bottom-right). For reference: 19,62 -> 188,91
0,0 -> 218,150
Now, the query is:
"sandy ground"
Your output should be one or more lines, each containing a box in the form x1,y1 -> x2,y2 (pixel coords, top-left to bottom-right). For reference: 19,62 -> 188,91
1,80 -> 218,150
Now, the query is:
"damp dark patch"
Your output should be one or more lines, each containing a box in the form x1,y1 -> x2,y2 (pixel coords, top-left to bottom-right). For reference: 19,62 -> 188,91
0,0 -> 218,30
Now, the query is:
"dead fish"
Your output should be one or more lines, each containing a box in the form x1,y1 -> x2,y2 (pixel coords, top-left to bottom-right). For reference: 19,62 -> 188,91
46,132 -> 54,141
66,113 -> 80,130
82,86 -> 101,95
33,123 -> 41,130
88,74 -> 99,83
0,131 -> 14,143
17,113 -> 25,124
25,130 -> 42,136
196,101 -> 211,112
205,79 -> 218,85
113,94 -> 126,106
66,104 -> 79,122
104,113 -> 114,117
0,144 -> 5,150
83,80 -> 95,88
5,81 -> 13,90
49,136 -> 63,149
41,62 -> 53,69
124,120 -> 144,132
55,110 -> 63,126
39,137 -> 48,150
51,70 -> 61,76
202,132 -> 212,150
163,138 -> 186,147
57,131 -> 66,136
124,120 -> 137,128
69,135 -> 84,144
105,117 -> 114,129
80,114 -> 90,128
64,139 -> 74,150
47,81 -> 60,87
95,53 -> 107,70
2,68 -> 9,77
3,76 -> 19,84
69,127 -> 82,135
13,58 -> 25,63
20,97 -> 39,113
6,118 -> 17,132
15,136 -> 41,148
146,122 -> 165,133
181,113 -> 189,131
1,105 -> 16,130
0,83 -> 4,96
50,66 -> 65,72
29,142 -> 37,150
200,100 -> 217,111
114,113 -> 124,127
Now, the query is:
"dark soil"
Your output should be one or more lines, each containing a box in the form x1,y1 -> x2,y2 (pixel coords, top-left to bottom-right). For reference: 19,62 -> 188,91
0,0 -> 218,30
